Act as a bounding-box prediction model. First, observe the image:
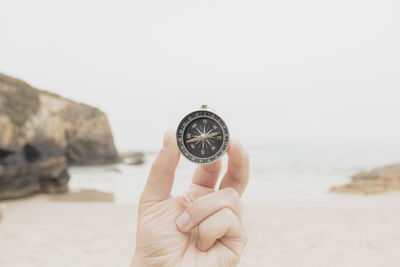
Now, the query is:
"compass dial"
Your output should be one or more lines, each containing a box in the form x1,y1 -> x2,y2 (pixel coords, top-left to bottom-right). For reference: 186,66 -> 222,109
177,109 -> 229,164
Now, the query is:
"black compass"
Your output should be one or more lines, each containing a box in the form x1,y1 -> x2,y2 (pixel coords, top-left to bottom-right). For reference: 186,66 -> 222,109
176,105 -> 229,164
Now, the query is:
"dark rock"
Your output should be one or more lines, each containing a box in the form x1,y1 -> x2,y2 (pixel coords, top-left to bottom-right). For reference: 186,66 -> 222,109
0,148 -> 13,158
0,73 -> 118,199
0,156 -> 69,200
66,139 -> 119,165
39,157 -> 70,194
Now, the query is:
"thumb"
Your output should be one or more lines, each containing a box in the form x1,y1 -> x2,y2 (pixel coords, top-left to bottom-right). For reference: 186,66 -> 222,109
140,129 -> 180,210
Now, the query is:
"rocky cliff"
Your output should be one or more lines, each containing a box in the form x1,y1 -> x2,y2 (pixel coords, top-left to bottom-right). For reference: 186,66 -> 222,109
0,73 -> 119,199
331,163 -> 400,194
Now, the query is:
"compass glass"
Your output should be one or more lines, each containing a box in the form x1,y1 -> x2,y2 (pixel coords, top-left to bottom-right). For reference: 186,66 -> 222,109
184,117 -> 224,158
177,109 -> 229,164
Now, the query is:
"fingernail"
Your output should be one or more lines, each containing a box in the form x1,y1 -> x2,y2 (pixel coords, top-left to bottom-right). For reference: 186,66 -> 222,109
163,130 -> 171,148
176,212 -> 190,229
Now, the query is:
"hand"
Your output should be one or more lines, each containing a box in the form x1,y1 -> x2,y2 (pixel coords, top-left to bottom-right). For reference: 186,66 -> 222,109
131,130 -> 250,267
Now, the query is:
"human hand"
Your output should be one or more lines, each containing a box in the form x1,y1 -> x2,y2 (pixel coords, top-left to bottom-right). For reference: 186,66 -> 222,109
131,130 -> 250,267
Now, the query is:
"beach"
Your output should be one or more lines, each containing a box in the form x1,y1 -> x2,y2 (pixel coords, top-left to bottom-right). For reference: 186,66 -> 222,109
1,1 -> 400,266
2,145 -> 400,267
1,193 -> 399,267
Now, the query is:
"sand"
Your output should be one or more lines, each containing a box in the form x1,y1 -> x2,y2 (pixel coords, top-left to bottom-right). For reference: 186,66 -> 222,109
0,193 -> 400,267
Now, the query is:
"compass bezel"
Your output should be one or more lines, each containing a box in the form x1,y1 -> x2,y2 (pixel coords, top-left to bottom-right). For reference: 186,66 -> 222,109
176,109 -> 229,164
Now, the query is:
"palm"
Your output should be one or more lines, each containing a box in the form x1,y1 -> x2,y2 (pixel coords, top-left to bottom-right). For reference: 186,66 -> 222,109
136,185 -> 241,266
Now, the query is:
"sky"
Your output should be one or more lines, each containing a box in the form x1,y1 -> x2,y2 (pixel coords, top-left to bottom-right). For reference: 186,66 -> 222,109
1,0 -> 399,151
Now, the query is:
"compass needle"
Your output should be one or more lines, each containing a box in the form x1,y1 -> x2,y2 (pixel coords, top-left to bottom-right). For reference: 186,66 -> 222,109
186,136 -> 202,143
208,132 -> 220,138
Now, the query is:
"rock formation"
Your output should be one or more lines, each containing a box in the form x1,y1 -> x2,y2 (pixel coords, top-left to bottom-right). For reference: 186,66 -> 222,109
331,163 -> 400,194
0,73 -> 119,200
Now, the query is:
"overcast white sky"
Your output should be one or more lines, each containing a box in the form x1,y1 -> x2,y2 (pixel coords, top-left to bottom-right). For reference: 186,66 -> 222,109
1,0 -> 399,151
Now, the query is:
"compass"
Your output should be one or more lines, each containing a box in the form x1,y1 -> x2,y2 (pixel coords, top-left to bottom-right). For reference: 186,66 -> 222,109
176,105 -> 229,164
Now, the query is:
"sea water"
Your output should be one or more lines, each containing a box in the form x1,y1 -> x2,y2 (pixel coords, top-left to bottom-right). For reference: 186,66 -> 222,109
69,145 -> 400,203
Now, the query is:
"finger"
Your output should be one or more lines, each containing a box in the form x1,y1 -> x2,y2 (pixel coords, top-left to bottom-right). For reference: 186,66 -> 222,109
184,160 -> 222,203
191,160 -> 222,188
140,129 -> 180,207
176,187 -> 241,233
219,139 -> 250,196
197,208 -> 245,256
184,184 -> 215,204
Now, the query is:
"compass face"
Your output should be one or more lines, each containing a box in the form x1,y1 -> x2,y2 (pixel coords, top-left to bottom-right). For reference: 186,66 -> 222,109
177,109 -> 229,164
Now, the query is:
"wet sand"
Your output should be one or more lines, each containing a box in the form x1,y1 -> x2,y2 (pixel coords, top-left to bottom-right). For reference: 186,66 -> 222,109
0,193 -> 399,267
46,189 -> 115,202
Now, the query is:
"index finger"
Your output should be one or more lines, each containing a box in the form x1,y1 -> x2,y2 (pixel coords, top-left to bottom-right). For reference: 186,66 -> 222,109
218,139 -> 250,196
140,130 -> 180,207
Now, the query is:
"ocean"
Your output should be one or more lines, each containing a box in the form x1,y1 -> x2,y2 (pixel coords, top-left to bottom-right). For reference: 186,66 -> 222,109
69,145 -> 400,203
